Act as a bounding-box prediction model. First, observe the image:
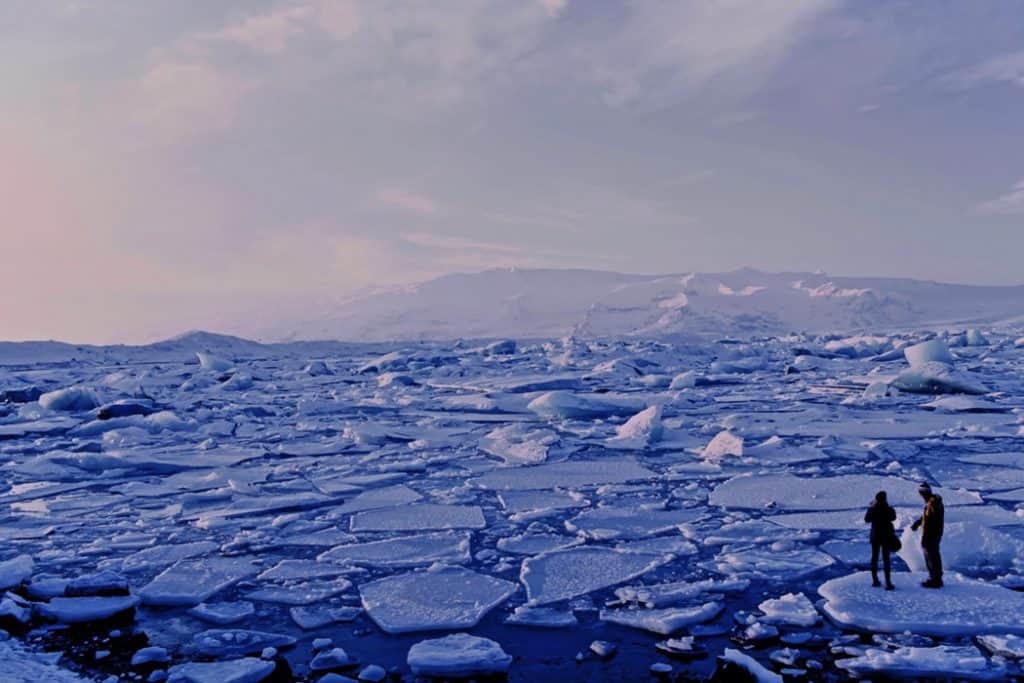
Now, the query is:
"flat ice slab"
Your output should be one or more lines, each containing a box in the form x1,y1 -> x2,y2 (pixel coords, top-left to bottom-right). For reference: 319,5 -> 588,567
521,546 -> 670,605
167,657 -> 275,683
835,645 -> 1007,681
710,473 -> 980,510
36,595 -> 139,623
138,557 -> 259,606
599,602 -> 723,635
819,571 -> 1024,636
476,458 -> 655,491
407,633 -> 512,677
359,566 -> 517,634
318,531 -> 471,567
350,504 -> 485,532
565,506 -> 702,540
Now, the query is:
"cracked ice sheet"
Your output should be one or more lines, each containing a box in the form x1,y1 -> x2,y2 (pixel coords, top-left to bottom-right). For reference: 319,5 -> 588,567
359,566 -> 517,634
768,505 -> 1022,530
476,459 -> 656,491
836,645 -> 1007,681
710,473 -> 980,511
599,602 -> 723,635
318,531 -> 471,567
565,506 -> 703,540
349,503 -> 485,532
707,546 -> 835,580
520,546 -> 671,605
138,557 -> 260,607
819,571 -> 1024,636
245,578 -> 352,605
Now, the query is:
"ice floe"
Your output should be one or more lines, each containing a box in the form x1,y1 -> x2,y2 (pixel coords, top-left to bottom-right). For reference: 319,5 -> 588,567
835,645 -> 1007,680
319,531 -> 470,567
407,633 -> 512,678
359,566 -> 517,633
819,571 -> 1024,635
138,557 -> 259,607
520,546 -> 670,605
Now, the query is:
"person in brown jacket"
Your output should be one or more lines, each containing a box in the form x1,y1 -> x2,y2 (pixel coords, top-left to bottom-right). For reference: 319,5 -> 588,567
910,481 -> 944,588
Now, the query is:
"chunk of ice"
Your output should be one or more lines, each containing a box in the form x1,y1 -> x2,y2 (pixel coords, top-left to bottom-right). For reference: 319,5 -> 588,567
898,521 -> 1024,575
835,645 -> 1005,681
476,459 -> 655,491
521,546 -> 670,605
606,406 -> 663,449
0,554 -> 33,590
903,339 -> 955,366
406,633 -> 512,677
167,658 -> 275,683
192,629 -> 296,657
139,557 -> 259,607
527,391 -> 639,420
757,592 -> 819,627
360,567 -> 517,634
819,571 -> 1024,635
892,361 -> 987,395
701,431 -> 743,461
599,602 -> 723,635
319,531 -> 470,567
565,506 -> 702,540
36,595 -> 139,623
350,504 -> 485,532
710,473 -> 980,510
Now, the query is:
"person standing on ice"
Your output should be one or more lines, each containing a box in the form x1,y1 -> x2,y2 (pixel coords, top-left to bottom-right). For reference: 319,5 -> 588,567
864,490 -> 896,590
911,482 -> 944,588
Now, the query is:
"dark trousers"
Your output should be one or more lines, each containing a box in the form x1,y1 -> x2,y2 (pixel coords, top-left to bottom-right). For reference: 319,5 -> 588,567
922,539 -> 943,584
870,541 -> 891,584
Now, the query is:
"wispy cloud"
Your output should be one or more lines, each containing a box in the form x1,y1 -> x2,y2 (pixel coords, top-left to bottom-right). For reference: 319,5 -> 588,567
401,231 -> 523,254
374,188 -> 441,216
944,51 -> 1024,90
976,179 -> 1024,215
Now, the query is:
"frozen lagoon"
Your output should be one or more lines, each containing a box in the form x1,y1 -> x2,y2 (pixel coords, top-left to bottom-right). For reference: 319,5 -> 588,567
1,331 -> 1024,681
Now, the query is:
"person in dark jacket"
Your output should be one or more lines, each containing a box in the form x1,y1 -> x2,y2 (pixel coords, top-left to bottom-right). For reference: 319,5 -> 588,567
864,490 -> 896,590
911,481 -> 944,588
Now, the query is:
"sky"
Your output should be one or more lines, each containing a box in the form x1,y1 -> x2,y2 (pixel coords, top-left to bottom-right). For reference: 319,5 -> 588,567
3,1 -> 1024,344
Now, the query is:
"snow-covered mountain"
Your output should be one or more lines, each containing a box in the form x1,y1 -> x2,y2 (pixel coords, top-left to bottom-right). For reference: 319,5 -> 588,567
271,268 -> 1024,342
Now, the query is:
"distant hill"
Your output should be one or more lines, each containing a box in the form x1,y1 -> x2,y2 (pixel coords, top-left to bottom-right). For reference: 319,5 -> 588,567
266,267 -> 1024,342
4,269 -> 1023,361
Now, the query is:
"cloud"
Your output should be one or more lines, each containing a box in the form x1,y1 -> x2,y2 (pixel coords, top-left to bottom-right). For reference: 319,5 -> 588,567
944,51 -> 1024,90
976,179 -> 1024,215
400,231 -> 523,254
549,0 -> 840,106
135,59 -> 256,141
374,188 -> 441,216
200,6 -> 313,55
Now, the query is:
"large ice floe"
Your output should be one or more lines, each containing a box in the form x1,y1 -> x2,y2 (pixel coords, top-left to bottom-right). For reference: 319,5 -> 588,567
818,572 -> 1024,635
359,566 -> 517,633
3,322 -> 1024,681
